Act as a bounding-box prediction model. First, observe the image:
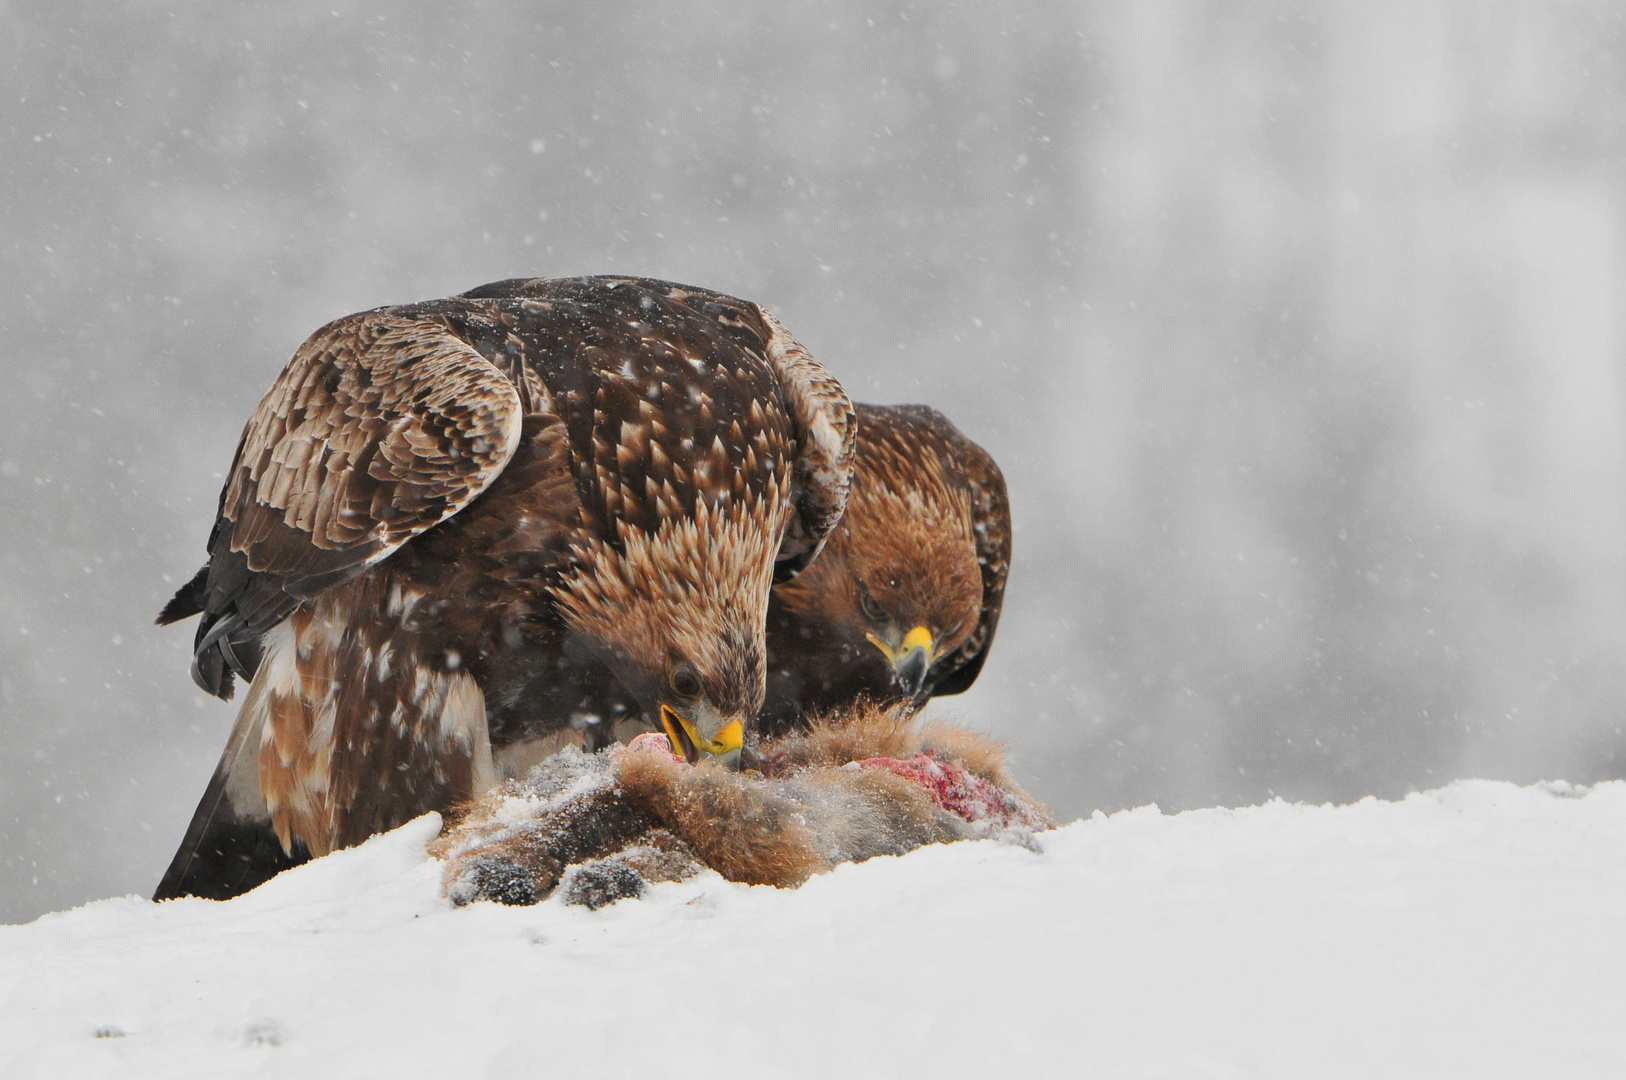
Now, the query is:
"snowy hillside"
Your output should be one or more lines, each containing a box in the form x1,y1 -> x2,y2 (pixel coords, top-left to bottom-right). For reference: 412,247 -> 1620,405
4,780 -> 1624,1078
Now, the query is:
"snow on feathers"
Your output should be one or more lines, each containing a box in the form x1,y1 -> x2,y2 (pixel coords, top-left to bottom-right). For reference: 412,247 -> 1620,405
153,276 -> 855,901
761,403 -> 1012,731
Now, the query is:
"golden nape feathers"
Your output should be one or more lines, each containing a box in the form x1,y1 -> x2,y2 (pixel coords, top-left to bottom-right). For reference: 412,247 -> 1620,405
154,276 -> 855,901
761,402 -> 1012,733
434,703 -> 1052,908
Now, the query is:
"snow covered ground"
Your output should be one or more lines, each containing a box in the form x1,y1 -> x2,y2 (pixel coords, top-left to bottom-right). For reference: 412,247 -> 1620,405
3,779 -> 1624,1078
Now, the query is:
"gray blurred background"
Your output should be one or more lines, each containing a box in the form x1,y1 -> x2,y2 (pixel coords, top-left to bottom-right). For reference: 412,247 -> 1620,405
3,1 -> 1623,922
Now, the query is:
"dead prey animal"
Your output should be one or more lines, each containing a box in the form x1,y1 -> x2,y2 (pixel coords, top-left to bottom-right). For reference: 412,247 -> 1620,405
433,706 -> 1052,909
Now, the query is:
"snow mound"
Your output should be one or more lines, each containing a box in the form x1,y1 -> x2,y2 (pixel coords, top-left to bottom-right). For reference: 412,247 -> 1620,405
3,780 -> 1625,1078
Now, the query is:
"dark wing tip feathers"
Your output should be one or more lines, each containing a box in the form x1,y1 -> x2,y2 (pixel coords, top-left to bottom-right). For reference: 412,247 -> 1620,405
772,546 -> 822,584
924,646 -> 987,698
931,419 -> 1010,698
156,565 -> 210,626
153,782 -> 310,901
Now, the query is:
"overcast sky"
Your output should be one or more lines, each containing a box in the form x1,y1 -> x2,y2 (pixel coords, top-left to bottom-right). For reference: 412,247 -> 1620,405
3,0 -> 1623,922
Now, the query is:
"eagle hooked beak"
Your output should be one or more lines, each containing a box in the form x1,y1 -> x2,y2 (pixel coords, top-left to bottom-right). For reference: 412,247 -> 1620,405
866,624 -> 936,697
660,705 -> 744,769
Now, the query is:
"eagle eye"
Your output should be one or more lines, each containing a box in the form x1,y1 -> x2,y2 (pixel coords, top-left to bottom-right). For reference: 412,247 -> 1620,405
858,587 -> 887,624
670,666 -> 702,699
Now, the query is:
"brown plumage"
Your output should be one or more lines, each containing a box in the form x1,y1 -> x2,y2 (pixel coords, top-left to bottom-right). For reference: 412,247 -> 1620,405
759,403 -> 1011,734
435,704 -> 1053,907
154,275 -> 855,900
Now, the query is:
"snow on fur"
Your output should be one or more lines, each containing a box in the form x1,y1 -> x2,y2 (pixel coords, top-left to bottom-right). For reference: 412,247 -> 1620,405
2,779 -> 1624,1077
434,707 -> 1053,907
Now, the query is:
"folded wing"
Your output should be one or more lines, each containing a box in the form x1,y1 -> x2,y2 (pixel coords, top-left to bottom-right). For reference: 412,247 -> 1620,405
159,311 -> 524,698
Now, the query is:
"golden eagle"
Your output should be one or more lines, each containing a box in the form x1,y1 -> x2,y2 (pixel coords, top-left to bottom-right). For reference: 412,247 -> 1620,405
154,276 -> 855,900
760,403 -> 1010,732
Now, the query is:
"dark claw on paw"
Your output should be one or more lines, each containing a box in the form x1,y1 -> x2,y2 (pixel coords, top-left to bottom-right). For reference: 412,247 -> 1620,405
452,857 -> 549,907
561,859 -> 647,910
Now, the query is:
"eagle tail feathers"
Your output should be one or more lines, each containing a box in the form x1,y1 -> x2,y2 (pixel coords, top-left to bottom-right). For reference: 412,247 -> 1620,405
154,638 -> 309,901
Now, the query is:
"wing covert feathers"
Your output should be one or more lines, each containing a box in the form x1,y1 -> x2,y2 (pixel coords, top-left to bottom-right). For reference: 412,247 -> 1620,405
223,312 -> 523,580
759,309 -> 857,580
185,312 -> 523,697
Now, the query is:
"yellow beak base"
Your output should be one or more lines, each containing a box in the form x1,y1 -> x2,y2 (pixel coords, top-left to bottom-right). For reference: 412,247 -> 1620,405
660,706 -> 743,769
866,625 -> 937,697
900,625 -> 935,655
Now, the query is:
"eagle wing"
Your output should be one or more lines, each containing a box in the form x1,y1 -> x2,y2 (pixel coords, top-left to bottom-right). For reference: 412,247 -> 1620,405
912,406 -> 1012,698
757,309 -> 858,580
161,311 -> 524,698
157,278 -> 855,898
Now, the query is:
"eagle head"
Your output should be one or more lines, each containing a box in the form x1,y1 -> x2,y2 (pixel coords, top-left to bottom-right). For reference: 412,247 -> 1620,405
553,499 -> 783,768
775,466 -> 983,700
